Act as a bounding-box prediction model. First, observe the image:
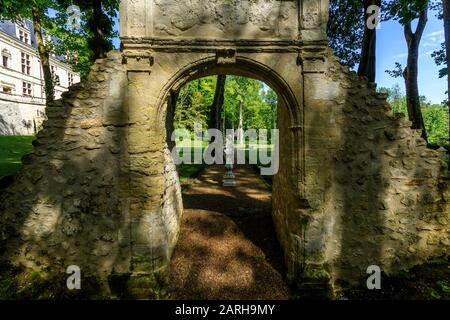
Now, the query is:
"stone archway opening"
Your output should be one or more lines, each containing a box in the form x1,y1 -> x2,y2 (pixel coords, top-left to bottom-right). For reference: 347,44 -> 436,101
1,0 -> 448,300
163,73 -> 292,299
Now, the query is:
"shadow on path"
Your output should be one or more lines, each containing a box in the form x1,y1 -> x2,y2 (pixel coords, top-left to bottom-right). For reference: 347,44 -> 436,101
168,164 -> 290,300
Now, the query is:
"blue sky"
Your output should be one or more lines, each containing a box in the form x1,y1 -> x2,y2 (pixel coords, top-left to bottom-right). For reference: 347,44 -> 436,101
111,14 -> 446,104
376,12 -> 446,104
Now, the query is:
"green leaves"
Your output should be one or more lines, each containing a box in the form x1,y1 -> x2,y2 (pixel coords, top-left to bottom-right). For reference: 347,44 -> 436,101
327,0 -> 364,68
0,1 -> 119,79
386,62 -> 405,78
432,43 -> 448,78
384,0 -> 430,24
380,85 -> 449,145
174,76 -> 278,133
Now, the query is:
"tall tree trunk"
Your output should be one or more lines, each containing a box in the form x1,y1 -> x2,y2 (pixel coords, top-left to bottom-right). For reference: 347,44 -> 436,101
358,0 -> 380,82
166,91 -> 178,151
92,0 -> 105,59
209,75 -> 226,130
32,3 -> 54,105
444,0 -> 450,169
403,7 -> 428,141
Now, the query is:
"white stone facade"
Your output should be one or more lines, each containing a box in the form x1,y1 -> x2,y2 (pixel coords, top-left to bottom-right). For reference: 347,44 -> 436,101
0,19 -> 80,135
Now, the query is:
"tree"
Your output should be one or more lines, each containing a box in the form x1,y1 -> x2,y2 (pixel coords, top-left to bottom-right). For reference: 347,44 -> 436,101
443,0 -> 450,168
385,0 -> 430,141
379,85 -> 449,146
432,43 -> 448,79
32,2 -> 54,104
328,0 -> 364,69
51,0 -> 118,77
55,0 -> 118,60
174,76 -> 277,142
209,75 -> 226,130
328,0 -> 382,81
1,0 -> 55,105
358,0 -> 381,82
174,77 -> 216,132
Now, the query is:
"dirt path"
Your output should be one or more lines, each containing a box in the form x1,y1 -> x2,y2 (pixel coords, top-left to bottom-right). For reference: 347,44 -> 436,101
168,164 -> 291,300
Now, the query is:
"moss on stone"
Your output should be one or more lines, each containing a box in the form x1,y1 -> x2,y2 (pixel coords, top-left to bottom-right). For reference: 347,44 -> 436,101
108,271 -> 168,299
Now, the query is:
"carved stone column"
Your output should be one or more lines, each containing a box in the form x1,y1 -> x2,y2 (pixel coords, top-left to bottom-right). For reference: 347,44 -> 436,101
300,0 -> 330,42
121,50 -> 170,298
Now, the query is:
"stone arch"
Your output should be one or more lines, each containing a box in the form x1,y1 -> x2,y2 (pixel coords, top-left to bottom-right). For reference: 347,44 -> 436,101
148,52 -> 307,276
155,55 -> 302,128
120,48 -> 310,287
154,53 -> 307,197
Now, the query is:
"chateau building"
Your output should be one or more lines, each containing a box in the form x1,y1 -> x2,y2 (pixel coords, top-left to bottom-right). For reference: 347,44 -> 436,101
0,19 -> 80,135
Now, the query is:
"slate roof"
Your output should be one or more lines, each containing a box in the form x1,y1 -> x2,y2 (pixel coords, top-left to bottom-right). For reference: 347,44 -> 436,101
0,18 -> 66,62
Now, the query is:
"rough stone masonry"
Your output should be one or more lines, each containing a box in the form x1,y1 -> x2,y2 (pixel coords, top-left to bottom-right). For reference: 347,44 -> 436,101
0,0 -> 448,298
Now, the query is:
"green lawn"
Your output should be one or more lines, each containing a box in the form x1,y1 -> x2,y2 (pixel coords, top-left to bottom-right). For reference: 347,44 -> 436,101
0,136 -> 273,182
0,136 -> 35,178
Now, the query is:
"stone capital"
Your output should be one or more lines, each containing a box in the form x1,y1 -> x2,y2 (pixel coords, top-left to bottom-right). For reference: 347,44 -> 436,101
123,50 -> 154,73
216,49 -> 237,65
298,48 -> 327,74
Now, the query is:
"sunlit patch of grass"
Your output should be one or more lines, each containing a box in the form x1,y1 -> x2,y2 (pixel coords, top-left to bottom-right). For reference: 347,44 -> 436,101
0,136 -> 35,178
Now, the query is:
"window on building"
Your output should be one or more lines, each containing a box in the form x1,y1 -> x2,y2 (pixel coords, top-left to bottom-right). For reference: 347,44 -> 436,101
21,52 -> 31,75
19,29 -> 30,44
1,49 -> 11,68
51,65 -> 60,85
22,82 -> 32,96
2,55 -> 8,68
2,86 -> 12,94
68,72 -> 74,87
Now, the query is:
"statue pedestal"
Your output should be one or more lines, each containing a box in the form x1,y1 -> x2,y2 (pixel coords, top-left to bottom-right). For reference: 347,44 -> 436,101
223,164 -> 236,187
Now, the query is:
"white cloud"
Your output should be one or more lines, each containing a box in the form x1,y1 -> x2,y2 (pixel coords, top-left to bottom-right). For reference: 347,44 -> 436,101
424,30 -> 444,38
422,30 -> 445,48
394,52 -> 408,59
420,50 -> 435,58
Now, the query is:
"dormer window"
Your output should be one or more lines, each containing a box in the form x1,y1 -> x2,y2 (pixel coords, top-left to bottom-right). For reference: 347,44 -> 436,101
19,29 -> 30,44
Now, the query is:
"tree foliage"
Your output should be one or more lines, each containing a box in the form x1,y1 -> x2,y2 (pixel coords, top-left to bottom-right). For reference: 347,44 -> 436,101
432,43 -> 448,79
380,85 -> 449,146
384,0 -> 430,140
327,0 -> 364,68
173,76 -> 278,136
0,0 -> 119,80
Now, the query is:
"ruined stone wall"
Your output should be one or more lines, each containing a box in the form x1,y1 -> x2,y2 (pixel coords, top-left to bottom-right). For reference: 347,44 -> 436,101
0,52 -> 130,296
293,48 -> 450,290
0,50 -> 184,298
162,148 -> 183,258
0,42 -> 448,298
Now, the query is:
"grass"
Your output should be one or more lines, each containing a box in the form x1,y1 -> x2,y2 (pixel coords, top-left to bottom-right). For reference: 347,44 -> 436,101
175,142 -> 274,183
177,164 -> 206,184
0,136 -> 273,184
0,136 -> 35,178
